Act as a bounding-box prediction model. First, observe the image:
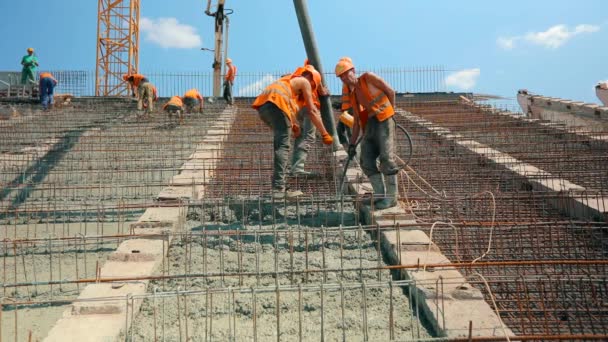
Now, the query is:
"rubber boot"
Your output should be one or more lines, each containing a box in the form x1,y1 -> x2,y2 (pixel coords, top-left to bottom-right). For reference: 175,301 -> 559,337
362,173 -> 385,206
290,150 -> 318,177
374,174 -> 398,209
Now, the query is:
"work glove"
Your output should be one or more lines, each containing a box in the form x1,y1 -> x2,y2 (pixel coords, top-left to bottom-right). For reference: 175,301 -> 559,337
291,124 -> 301,138
321,132 -> 333,145
347,144 -> 357,159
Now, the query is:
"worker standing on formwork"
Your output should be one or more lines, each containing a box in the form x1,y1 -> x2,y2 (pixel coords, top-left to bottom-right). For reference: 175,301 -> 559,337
252,65 -> 333,199
38,72 -> 57,111
336,57 -> 359,147
163,96 -> 185,124
335,57 -> 400,209
183,89 -> 204,114
21,48 -> 39,85
289,61 -> 329,177
223,58 -> 237,105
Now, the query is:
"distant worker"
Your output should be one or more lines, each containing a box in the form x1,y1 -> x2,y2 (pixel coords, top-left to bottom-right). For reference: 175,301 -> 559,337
38,72 -> 57,111
335,57 -> 399,209
21,48 -> 39,85
223,58 -> 237,105
183,88 -> 204,114
123,73 -> 149,98
138,82 -> 157,117
163,95 -> 185,124
252,64 -> 333,199
289,62 -> 329,176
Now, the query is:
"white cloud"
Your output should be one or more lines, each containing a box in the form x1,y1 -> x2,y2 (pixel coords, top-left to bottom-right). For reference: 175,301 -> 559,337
140,17 -> 202,49
497,37 -> 516,50
445,68 -> 480,91
237,75 -> 277,96
498,24 -> 600,50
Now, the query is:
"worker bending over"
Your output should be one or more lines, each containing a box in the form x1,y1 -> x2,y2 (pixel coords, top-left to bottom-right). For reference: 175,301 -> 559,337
252,64 -> 333,199
335,57 -> 399,209
163,96 -> 185,124
183,89 -> 204,114
123,73 -> 149,100
39,72 -> 57,111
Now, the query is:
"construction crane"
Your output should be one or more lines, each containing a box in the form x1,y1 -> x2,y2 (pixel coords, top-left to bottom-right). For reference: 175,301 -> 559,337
205,0 -> 233,99
95,0 -> 140,96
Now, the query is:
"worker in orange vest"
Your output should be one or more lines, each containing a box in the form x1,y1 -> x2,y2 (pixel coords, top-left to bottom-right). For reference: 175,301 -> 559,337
163,96 -> 185,124
252,64 -> 333,199
223,58 -> 237,105
38,72 -> 58,111
123,73 -> 149,99
183,89 -> 204,114
335,57 -> 399,209
289,61 -> 329,177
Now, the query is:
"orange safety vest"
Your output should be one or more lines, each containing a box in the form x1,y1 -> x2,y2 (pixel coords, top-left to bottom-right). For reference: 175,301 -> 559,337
349,73 -> 394,129
39,72 -> 53,79
225,64 -> 237,82
130,74 -> 146,87
252,76 -> 299,124
341,84 -> 351,111
164,96 -> 183,109
184,89 -> 203,101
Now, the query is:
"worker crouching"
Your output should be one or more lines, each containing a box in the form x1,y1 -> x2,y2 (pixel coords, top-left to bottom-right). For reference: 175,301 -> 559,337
183,89 -> 204,114
252,65 -> 333,200
163,96 -> 185,124
335,57 -> 399,209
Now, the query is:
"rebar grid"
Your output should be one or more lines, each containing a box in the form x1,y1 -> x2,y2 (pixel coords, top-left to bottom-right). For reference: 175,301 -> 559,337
398,99 -> 608,191
392,96 -> 608,337
0,101 -> 230,226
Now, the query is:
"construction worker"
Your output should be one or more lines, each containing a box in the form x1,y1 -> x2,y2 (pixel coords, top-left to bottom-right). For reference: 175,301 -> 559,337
289,62 -> 329,176
252,65 -> 333,199
123,73 -> 149,98
335,57 -> 399,209
137,82 -> 157,116
38,72 -> 57,111
163,96 -> 185,124
21,48 -> 39,85
183,88 -> 204,114
223,58 -> 237,105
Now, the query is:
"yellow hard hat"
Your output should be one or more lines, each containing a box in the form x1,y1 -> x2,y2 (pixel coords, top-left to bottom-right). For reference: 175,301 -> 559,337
226,58 -> 232,64
335,58 -> 354,77
27,48 -> 34,53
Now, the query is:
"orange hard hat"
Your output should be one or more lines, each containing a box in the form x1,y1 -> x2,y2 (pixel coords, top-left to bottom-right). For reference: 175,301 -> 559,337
226,58 -> 232,64
27,48 -> 34,53
305,64 -> 322,91
303,58 -> 310,66
335,58 -> 354,77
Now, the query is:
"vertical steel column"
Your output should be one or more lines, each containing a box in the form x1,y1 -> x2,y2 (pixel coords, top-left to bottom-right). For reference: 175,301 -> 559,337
293,0 -> 339,147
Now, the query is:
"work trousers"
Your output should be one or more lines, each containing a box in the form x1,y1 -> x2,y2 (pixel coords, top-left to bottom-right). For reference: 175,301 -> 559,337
223,80 -> 233,105
137,82 -> 155,111
360,116 -> 399,176
258,102 -> 291,190
39,77 -> 56,110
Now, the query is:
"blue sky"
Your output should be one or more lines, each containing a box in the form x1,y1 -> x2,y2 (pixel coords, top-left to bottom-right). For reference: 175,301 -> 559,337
0,0 -> 606,103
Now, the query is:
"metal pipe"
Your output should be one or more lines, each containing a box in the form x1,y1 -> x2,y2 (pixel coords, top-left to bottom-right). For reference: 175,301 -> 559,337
292,0 -> 339,149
